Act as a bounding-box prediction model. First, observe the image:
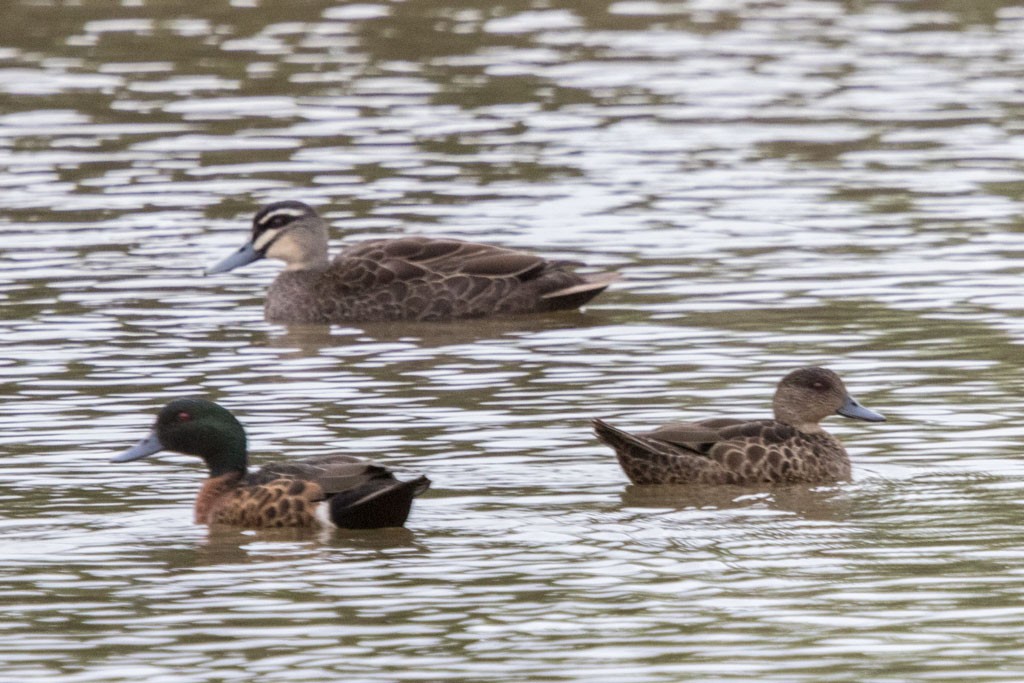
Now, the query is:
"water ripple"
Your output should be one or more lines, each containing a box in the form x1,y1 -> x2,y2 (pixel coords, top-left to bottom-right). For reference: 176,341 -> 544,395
4,0 -> 1024,680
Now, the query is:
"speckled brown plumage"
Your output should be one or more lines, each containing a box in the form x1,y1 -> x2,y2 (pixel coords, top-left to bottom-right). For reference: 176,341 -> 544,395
197,454 -> 429,530
196,472 -> 326,528
266,237 -> 618,323
594,418 -> 853,485
240,454 -> 430,529
593,367 -> 885,486
207,201 -> 619,324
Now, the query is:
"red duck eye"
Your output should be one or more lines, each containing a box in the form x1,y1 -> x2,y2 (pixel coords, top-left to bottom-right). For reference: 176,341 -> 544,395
177,412 -> 192,422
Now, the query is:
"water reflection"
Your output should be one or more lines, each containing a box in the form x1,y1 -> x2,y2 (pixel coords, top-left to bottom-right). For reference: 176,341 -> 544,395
192,525 -> 426,566
621,483 -> 854,522
266,310 -> 615,352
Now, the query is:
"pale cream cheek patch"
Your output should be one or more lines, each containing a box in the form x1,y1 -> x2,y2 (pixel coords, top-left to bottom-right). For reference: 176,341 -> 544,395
267,235 -> 314,270
253,228 -> 281,253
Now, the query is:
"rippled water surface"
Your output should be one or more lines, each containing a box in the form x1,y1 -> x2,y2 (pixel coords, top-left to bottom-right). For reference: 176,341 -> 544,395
5,0 -> 1024,680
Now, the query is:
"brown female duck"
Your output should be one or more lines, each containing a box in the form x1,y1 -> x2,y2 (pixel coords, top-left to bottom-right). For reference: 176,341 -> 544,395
593,367 -> 885,486
206,201 -> 619,324
112,398 -> 429,529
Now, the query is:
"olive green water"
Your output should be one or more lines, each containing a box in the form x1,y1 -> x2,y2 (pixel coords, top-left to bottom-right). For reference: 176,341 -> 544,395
4,0 -> 1024,680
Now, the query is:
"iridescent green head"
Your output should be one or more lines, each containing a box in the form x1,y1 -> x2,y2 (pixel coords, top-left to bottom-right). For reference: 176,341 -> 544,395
112,398 -> 249,477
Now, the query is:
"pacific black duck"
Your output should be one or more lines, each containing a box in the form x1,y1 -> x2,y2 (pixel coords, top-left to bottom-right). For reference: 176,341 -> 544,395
207,201 -> 619,323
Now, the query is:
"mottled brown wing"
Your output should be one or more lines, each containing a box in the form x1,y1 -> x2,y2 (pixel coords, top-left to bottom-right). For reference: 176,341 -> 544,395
645,421 -> 728,453
697,417 -> 754,429
458,251 -> 546,279
644,418 -> 769,455
593,418 -> 736,485
713,420 -> 798,445
342,237 -> 545,279
263,236 -> 615,323
319,239 -> 547,319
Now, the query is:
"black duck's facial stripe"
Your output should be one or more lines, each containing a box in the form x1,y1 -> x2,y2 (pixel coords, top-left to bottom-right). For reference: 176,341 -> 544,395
252,227 -> 288,253
256,207 -> 308,228
253,202 -> 315,236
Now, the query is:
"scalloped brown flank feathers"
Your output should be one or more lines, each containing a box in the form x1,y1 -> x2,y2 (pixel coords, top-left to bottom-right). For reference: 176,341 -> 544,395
195,457 -> 430,529
206,201 -> 620,324
593,367 -> 886,486
113,399 -> 430,530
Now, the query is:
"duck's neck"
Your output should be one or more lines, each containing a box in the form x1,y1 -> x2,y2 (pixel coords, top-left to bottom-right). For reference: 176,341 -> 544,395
194,430 -> 249,478
790,422 -> 824,434
773,404 -> 825,434
270,225 -> 331,271
284,255 -> 330,272
206,458 -> 247,478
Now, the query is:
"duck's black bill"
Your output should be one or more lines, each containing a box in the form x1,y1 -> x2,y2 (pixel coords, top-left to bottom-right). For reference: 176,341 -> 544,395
837,395 -> 885,422
206,241 -> 262,275
111,431 -> 164,462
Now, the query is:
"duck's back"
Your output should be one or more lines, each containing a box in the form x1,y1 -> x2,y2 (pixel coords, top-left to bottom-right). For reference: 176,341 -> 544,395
229,454 -> 430,529
265,236 -> 617,323
244,453 -> 393,491
594,417 -> 850,485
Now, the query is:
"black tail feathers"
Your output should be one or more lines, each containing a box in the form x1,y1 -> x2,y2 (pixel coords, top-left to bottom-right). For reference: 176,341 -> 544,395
328,475 -> 430,529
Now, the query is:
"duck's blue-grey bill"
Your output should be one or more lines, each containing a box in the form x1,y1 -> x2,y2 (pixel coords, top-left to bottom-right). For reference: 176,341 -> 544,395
205,241 -> 262,275
837,395 -> 886,422
111,431 -> 164,462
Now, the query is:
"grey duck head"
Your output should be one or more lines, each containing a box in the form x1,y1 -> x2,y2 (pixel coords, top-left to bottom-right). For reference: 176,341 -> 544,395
772,366 -> 885,432
206,201 -> 330,275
